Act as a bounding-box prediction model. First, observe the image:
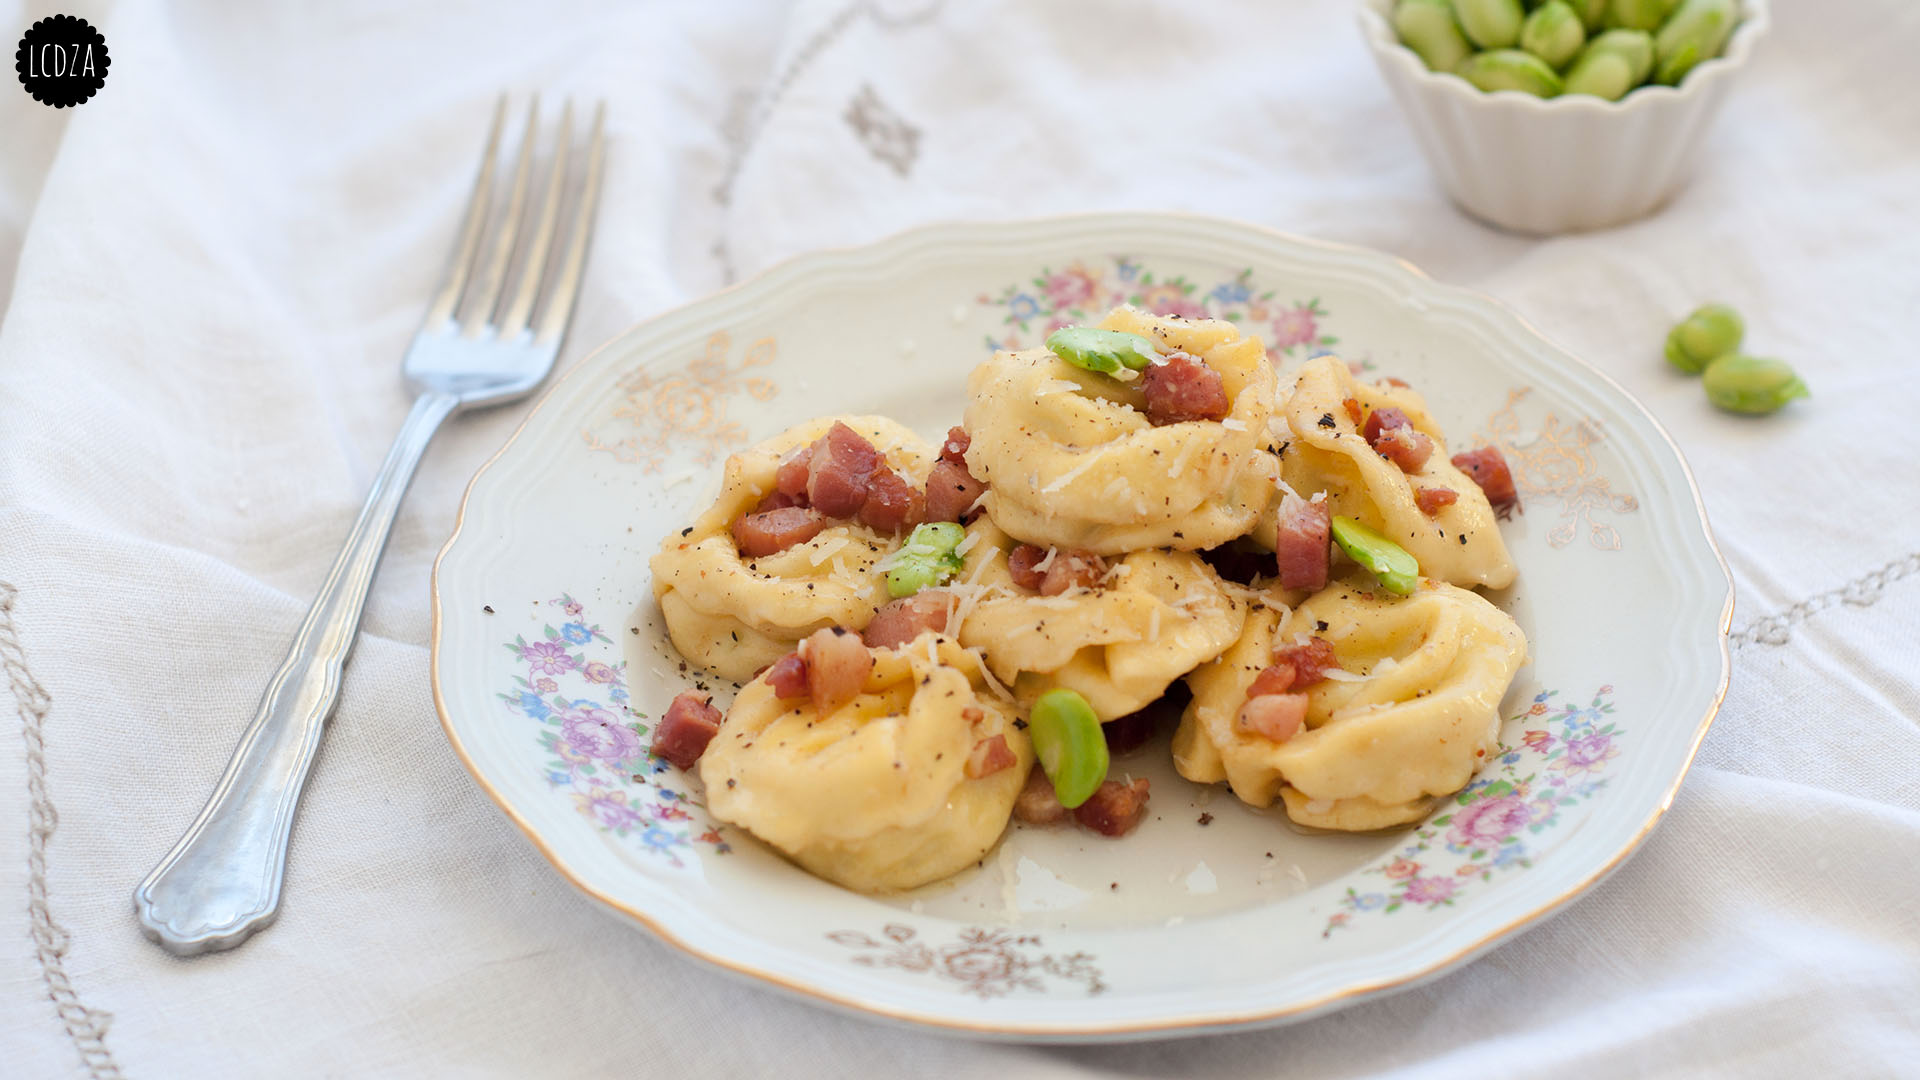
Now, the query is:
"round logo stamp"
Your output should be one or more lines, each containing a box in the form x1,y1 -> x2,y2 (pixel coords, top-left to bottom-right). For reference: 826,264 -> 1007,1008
15,14 -> 110,108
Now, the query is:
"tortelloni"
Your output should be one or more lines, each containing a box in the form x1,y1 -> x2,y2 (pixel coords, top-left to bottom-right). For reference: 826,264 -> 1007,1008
1268,356 -> 1517,590
700,637 -> 1032,892
952,519 -> 1248,722
963,306 -> 1279,555
1173,572 -> 1528,831
650,415 -> 934,682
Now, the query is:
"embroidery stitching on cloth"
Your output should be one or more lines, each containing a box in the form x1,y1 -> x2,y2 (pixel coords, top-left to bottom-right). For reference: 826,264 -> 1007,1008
1,583 -> 125,1080
1730,550 -> 1920,650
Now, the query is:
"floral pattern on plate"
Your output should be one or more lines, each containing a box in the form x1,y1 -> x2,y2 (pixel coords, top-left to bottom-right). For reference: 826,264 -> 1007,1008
978,257 -> 1340,362
497,595 -> 730,867
1321,686 -> 1623,938
827,923 -> 1107,1000
1475,388 -> 1640,551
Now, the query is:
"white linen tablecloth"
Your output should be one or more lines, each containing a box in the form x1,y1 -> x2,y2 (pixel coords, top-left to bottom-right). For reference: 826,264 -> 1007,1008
2,0 -> 1917,1075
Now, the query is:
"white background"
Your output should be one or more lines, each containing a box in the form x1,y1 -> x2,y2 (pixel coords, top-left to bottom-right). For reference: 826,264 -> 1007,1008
1,0 -> 1915,1076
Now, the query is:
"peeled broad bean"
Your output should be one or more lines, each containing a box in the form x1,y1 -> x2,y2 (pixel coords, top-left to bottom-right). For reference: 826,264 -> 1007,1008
1664,303 -> 1744,374
1562,29 -> 1655,97
1455,49 -> 1565,96
1455,0 -> 1525,49
1330,517 -> 1421,596
1045,327 -> 1158,376
1654,0 -> 1737,85
886,522 -> 966,598
1028,689 -> 1109,810
1566,0 -> 1608,31
1606,0 -> 1676,31
1702,354 -> 1808,415
1520,1 -> 1587,69
1394,0 -> 1475,74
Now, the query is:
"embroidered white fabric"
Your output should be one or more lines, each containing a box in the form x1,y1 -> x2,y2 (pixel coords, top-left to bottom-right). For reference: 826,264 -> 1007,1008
1,1 -> 1917,1076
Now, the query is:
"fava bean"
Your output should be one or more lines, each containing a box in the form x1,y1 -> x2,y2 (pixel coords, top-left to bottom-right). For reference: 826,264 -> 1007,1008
1045,327 -> 1158,377
886,522 -> 965,598
1605,0 -> 1676,32
1654,0 -> 1736,85
1330,516 -> 1421,596
1520,1 -> 1586,69
1393,0 -> 1474,74
1028,688 -> 1110,810
1455,0 -> 1525,49
1455,49 -> 1564,96
1562,29 -> 1655,98
1702,354 -> 1808,415
1664,303 -> 1744,374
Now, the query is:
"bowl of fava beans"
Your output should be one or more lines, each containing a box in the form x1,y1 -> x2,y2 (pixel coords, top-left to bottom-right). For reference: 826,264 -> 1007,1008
1359,0 -> 1769,234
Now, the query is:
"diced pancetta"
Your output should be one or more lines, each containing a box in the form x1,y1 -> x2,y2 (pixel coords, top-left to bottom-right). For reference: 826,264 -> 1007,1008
1140,352 -> 1230,426
1273,495 -> 1331,591
1451,446 -> 1520,517
1237,691 -> 1308,743
860,591 -> 950,650
1073,778 -> 1152,836
798,626 -> 872,714
652,691 -> 721,770
964,734 -> 1017,779
731,506 -> 829,557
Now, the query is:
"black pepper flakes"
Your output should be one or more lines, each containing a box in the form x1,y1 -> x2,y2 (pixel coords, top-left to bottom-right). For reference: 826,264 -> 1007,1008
726,779 -> 736,788
1460,533 -> 1469,545
680,527 -> 693,537
482,605 -> 494,614
1315,620 -> 1329,632
1318,413 -> 1337,428
1197,812 -> 1214,826
1014,718 -> 1028,730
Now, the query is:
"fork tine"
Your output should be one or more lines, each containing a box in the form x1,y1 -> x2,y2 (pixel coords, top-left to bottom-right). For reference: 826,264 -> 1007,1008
534,100 -> 606,346
423,96 -> 507,328
499,100 -> 571,337
464,96 -> 540,334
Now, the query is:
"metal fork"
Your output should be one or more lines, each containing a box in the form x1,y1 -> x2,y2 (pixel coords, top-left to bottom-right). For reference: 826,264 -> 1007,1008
133,97 -> 606,956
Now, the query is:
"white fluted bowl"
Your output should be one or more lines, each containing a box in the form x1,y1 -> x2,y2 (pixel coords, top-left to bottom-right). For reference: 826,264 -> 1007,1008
1359,0 -> 1769,234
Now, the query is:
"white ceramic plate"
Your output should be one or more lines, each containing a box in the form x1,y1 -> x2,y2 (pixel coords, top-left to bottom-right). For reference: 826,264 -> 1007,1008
431,212 -> 1731,1041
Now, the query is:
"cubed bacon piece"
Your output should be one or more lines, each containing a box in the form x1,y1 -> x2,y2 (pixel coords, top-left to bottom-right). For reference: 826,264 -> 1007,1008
1007,544 -> 1048,591
652,691 -> 721,770
1451,446 -> 1520,517
1237,691 -> 1309,743
1140,352 -> 1230,426
774,446 -> 813,500
1011,545 -> 1107,595
1246,662 -> 1298,699
939,426 -> 971,465
799,626 -> 872,714
1074,777 -> 1152,837
964,734 -> 1017,779
1273,495 -> 1331,591
731,506 -> 829,557
1362,406 -> 1414,444
1013,766 -> 1068,825
1373,424 -> 1434,473
861,591 -> 950,650
1041,550 -> 1107,596
1415,486 -> 1459,516
1273,636 -> 1341,689
923,458 -> 987,524
805,422 -> 880,518
1342,397 -> 1365,426
765,652 -> 809,698
857,466 -> 924,533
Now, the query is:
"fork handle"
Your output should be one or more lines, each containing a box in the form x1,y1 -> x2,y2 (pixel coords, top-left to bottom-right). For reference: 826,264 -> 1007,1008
133,390 -> 461,956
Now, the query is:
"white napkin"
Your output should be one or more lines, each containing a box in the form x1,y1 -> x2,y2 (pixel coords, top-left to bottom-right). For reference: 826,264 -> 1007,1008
2,0 -> 1917,1076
